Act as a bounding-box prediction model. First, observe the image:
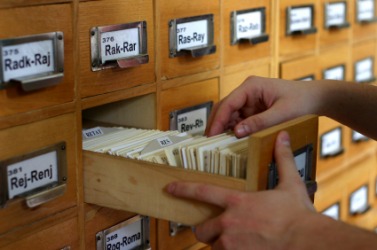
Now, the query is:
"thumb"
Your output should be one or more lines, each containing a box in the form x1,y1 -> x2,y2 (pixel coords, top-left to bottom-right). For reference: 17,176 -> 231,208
274,131 -> 306,193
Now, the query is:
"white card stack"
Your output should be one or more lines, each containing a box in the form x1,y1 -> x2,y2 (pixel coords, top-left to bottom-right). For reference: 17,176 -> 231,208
83,126 -> 248,179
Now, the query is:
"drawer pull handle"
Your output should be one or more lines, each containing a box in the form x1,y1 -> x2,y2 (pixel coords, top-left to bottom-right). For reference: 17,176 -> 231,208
180,45 -> 216,58
359,17 -> 377,24
10,73 -> 64,92
290,27 -> 317,36
351,204 -> 371,216
239,34 -> 269,45
116,54 -> 149,68
26,184 -> 66,208
357,76 -> 376,84
327,22 -> 351,30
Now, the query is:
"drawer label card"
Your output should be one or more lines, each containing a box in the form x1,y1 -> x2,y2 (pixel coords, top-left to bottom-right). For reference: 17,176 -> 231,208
176,20 -> 208,51
325,2 -> 347,28
7,151 -> 58,199
352,130 -> 368,142
91,21 -> 148,71
82,127 -> 104,139
320,127 -> 343,158
100,28 -> 139,64
349,185 -> 369,215
355,57 -> 374,82
169,14 -> 215,57
96,215 -> 150,250
0,142 -> 67,207
322,203 -> 340,220
287,5 -> 314,34
357,0 -> 375,22
235,9 -> 263,40
323,65 -> 345,80
170,102 -> 213,135
0,32 -> 64,91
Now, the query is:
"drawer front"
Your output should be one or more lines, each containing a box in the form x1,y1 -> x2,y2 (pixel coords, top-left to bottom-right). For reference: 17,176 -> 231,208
318,0 -> 352,48
159,78 -> 219,131
280,55 -> 319,80
85,204 -> 156,250
0,216 -> 79,250
222,0 -> 272,67
0,4 -> 74,117
318,45 -> 352,81
0,113 -> 77,234
351,0 -> 377,42
279,0 -> 319,58
79,0 -> 155,98
351,39 -> 377,84
156,0 -> 220,80
221,63 -> 271,98
315,177 -> 344,220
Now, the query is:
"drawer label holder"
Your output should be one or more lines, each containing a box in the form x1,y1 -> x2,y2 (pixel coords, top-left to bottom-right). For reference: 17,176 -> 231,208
96,215 -> 151,250
169,101 -> 213,136
356,0 -> 377,23
320,126 -> 344,158
322,202 -> 340,220
230,7 -> 269,45
0,142 -> 67,208
0,32 -> 64,91
286,5 -> 317,36
91,21 -> 149,71
324,1 -> 350,29
169,14 -> 216,58
268,144 -> 317,197
354,57 -> 376,83
349,184 -> 370,215
323,64 -> 346,81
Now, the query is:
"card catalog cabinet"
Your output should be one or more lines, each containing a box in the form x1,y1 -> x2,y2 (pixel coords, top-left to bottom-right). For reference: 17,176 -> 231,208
0,3 -> 74,118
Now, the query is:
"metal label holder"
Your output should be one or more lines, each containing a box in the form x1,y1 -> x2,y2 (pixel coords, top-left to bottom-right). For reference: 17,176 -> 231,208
349,184 -> 370,216
354,56 -> 376,83
230,7 -> 269,46
322,64 -> 346,81
356,0 -> 377,24
320,126 -> 344,158
286,5 -> 317,36
296,74 -> 315,81
169,14 -> 216,58
169,101 -> 213,135
96,215 -> 151,250
324,1 -> 350,29
90,21 -> 149,71
351,130 -> 369,143
268,144 -> 317,196
0,142 -> 67,208
321,202 -> 341,220
0,32 -> 64,91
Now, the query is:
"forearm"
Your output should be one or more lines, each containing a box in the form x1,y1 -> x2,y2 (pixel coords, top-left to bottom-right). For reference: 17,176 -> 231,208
309,80 -> 377,140
290,212 -> 377,249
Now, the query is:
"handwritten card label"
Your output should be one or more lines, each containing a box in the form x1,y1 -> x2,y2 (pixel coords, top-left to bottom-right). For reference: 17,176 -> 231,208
355,57 -> 373,82
325,2 -> 347,27
236,9 -> 263,40
176,19 -> 208,51
349,185 -> 369,215
323,65 -> 345,80
320,127 -> 343,157
357,0 -> 375,22
322,203 -> 340,220
287,6 -> 313,34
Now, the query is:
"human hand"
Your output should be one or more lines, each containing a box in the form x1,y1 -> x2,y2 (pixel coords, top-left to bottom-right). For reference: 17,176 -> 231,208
166,131 -> 316,249
206,76 -> 315,138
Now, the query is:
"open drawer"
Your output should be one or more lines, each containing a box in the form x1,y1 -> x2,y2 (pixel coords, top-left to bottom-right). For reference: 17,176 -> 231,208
83,115 -> 318,226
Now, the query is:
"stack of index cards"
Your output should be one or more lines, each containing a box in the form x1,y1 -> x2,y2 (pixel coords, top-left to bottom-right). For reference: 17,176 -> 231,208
83,126 -> 248,179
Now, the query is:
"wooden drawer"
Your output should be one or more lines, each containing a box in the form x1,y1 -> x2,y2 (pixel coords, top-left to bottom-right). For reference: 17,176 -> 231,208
156,0 -> 220,80
84,204 -> 157,250
315,176 -> 344,220
318,0 -> 352,48
221,63 -> 271,98
159,78 -> 219,131
83,115 -> 318,226
351,39 -> 377,83
79,0 -> 155,98
222,0 -> 272,67
0,3 -> 74,117
280,55 -> 319,80
279,0 -> 319,59
351,0 -> 377,42
0,215 -> 79,250
318,45 -> 352,81
0,113 -> 78,235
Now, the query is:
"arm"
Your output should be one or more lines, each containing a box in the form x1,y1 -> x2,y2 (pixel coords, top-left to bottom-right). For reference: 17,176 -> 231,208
206,76 -> 377,139
167,131 -> 377,249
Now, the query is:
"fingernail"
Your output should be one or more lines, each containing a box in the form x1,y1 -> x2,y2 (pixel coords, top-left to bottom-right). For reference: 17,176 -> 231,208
166,183 -> 176,194
236,124 -> 250,136
279,131 -> 290,146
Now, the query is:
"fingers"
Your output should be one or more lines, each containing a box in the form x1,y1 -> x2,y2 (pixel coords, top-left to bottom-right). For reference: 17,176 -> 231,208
166,182 -> 235,208
274,131 -> 307,194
